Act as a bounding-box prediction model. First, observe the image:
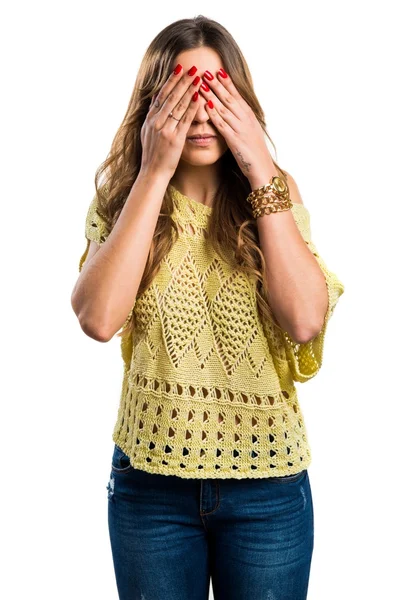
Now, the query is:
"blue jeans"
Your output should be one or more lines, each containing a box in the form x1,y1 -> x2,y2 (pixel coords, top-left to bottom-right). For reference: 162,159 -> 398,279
107,444 -> 314,600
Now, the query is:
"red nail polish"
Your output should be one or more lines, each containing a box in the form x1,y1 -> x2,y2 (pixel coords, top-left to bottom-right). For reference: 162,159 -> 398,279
188,65 -> 197,76
192,91 -> 199,102
218,68 -> 228,78
200,82 -> 210,91
204,70 -> 214,81
173,63 -> 182,75
207,100 -> 214,109
192,75 -> 200,86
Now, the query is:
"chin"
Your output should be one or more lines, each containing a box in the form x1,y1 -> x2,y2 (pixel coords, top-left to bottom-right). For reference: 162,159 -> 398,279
181,152 -> 223,166
182,143 -> 228,165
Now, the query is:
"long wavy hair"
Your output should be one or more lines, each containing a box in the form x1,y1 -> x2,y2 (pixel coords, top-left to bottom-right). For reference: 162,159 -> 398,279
93,15 -> 287,342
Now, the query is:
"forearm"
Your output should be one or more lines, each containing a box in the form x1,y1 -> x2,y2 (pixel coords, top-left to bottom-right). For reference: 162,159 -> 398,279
72,170 -> 171,341
249,168 -> 329,344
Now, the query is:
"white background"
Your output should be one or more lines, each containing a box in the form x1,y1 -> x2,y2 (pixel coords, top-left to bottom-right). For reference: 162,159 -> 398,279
2,1 -> 399,598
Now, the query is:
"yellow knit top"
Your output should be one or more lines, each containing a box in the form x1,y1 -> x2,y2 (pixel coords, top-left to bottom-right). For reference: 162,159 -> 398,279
78,182 -> 344,480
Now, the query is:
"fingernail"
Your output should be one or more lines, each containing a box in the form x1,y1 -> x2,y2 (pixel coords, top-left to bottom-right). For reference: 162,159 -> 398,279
173,63 -> 183,75
192,75 -> 200,86
200,82 -> 210,91
207,100 -> 214,109
204,70 -> 214,81
188,65 -> 197,76
218,68 -> 228,78
192,91 -> 199,102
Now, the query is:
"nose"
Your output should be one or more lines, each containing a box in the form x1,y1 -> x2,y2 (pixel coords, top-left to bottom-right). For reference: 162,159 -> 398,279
192,91 -> 212,123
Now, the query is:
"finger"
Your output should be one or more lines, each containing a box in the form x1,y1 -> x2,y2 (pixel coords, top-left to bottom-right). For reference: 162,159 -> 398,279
148,66 -> 185,115
200,85 -> 239,135
204,98 -> 236,141
157,70 -> 203,132
200,72 -> 244,126
171,75 -> 203,123
152,65 -> 197,119
149,90 -> 163,112
176,87 -> 203,132
214,69 -> 251,114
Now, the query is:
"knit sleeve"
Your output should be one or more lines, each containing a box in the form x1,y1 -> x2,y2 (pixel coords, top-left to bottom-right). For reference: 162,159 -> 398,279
77,187 -> 135,338
281,203 -> 345,383
78,187 -> 110,273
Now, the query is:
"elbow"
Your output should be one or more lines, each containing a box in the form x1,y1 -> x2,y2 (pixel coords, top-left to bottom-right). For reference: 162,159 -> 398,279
292,327 -> 318,345
78,307 -> 113,342
291,314 -> 324,345
292,283 -> 329,344
71,295 -> 112,343
292,314 -> 325,345
80,319 -> 113,342
71,287 -> 114,342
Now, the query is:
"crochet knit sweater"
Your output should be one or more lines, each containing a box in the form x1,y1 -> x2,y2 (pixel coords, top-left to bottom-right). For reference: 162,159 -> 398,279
78,182 -> 344,479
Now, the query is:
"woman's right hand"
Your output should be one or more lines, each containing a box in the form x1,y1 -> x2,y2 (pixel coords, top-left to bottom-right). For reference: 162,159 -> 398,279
139,64 -> 203,178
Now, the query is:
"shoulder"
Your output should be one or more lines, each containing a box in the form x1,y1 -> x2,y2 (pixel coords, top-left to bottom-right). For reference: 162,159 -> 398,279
84,184 -> 110,244
278,168 -> 311,241
279,169 -> 304,206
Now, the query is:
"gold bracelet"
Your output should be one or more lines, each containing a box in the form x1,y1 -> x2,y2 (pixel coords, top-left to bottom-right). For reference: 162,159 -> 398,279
246,175 -> 293,219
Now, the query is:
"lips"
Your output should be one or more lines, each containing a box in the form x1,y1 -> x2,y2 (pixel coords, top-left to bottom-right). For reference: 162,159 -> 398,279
188,135 -> 216,139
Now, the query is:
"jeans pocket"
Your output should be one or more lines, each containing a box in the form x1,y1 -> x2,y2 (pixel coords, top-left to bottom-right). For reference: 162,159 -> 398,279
111,444 -> 135,473
268,469 -> 307,483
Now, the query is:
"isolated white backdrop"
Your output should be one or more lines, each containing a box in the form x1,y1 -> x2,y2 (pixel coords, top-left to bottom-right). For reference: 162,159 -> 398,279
1,1 -> 399,598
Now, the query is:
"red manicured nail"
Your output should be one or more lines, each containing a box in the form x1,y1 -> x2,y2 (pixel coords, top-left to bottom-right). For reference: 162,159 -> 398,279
204,70 -> 214,81
218,68 -> 228,78
188,65 -> 197,76
200,82 -> 210,91
207,100 -> 214,109
173,63 -> 182,75
192,91 -> 199,101
192,75 -> 200,86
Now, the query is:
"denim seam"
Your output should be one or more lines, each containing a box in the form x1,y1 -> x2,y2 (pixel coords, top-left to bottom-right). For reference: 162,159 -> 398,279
200,482 -> 220,516
111,464 -> 135,474
268,469 -> 306,484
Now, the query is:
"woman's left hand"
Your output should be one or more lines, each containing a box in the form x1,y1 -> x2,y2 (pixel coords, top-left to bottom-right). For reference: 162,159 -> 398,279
199,69 -> 277,187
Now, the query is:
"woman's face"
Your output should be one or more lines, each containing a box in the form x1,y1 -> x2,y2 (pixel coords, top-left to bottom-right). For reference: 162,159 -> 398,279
174,47 -> 229,167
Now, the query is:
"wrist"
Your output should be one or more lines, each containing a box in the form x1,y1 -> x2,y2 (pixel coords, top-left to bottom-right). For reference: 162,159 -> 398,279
137,168 -> 173,187
247,161 -> 280,191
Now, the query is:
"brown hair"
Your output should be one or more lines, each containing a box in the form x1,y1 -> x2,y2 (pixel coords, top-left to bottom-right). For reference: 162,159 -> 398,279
93,15 -> 287,340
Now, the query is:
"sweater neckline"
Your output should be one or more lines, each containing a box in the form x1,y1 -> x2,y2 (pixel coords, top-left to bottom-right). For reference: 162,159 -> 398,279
169,184 -> 214,216
168,182 -> 308,219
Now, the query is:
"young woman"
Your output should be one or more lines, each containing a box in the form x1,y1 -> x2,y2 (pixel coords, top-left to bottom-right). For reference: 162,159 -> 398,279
71,15 -> 344,600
